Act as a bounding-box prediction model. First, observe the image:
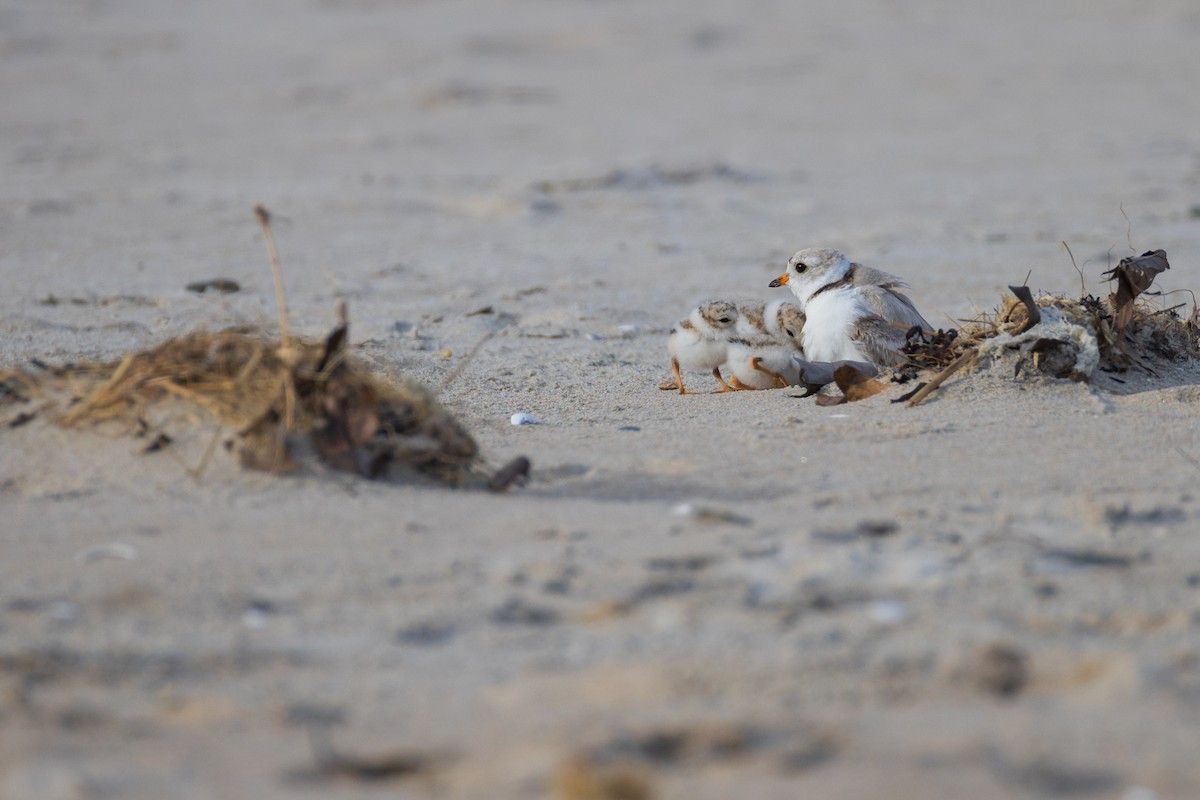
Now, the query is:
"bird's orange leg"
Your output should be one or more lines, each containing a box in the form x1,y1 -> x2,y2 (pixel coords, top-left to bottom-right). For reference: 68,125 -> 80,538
671,358 -> 691,395
750,357 -> 788,389
711,367 -> 738,393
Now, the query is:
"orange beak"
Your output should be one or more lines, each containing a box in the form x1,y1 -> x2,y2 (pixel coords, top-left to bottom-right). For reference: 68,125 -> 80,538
768,273 -> 789,288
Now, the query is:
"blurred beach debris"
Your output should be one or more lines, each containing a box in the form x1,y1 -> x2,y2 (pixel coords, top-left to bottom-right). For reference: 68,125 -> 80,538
0,207 -> 532,488
3,308 -> 482,484
299,728 -> 453,785
902,248 -> 1199,405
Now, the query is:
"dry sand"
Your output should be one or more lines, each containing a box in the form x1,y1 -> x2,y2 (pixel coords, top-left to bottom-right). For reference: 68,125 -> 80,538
4,1 -> 1200,798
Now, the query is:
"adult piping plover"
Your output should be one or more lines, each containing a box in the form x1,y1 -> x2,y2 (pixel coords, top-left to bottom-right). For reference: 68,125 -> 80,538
727,299 -> 807,389
667,300 -> 739,394
769,248 -> 929,367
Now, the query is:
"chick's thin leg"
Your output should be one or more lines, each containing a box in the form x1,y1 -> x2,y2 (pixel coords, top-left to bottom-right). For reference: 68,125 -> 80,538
729,376 -> 755,390
671,358 -> 690,395
711,367 -> 737,393
750,357 -> 788,389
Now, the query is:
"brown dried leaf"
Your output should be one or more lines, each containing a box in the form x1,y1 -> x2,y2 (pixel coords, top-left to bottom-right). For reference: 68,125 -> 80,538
1103,249 -> 1170,339
310,314 -> 390,478
833,364 -> 887,402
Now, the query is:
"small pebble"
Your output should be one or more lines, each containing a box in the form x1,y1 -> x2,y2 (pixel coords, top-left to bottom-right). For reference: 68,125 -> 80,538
672,503 -> 752,525
868,600 -> 908,625
73,543 -> 139,565
510,412 -> 541,426
241,607 -> 270,629
439,348 -> 453,360
186,278 -> 240,294
48,600 -> 80,622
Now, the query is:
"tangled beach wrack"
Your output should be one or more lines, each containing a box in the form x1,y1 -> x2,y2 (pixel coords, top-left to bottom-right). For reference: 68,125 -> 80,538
898,249 -> 1200,405
0,207 -> 530,491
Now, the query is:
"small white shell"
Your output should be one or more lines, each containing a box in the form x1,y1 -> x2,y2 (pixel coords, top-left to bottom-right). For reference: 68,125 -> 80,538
510,412 -> 541,426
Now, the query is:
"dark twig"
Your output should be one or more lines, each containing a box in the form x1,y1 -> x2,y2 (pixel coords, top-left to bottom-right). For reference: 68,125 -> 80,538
906,348 -> 976,407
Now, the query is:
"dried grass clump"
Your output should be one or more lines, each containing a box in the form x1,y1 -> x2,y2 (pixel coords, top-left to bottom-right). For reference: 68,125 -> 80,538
3,206 -> 527,488
960,291 -> 1200,372
21,313 -> 480,483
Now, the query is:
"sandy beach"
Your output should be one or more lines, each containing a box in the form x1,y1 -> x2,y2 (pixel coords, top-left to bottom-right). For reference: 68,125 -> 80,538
4,1 -> 1200,797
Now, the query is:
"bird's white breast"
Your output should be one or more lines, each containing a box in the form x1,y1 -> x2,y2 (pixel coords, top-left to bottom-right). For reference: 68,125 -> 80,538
669,326 -> 727,369
800,288 -> 870,363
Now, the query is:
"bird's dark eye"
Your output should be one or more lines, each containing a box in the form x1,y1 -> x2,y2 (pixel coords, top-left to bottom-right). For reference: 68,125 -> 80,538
786,329 -> 795,337
795,263 -> 807,274
718,317 -> 730,324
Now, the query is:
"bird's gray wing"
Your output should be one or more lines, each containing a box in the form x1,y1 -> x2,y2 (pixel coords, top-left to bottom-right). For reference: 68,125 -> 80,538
850,263 -> 911,290
849,314 -> 910,368
856,284 -> 931,330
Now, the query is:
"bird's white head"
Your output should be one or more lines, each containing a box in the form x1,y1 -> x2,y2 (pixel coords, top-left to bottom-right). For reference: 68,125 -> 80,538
769,248 -> 852,307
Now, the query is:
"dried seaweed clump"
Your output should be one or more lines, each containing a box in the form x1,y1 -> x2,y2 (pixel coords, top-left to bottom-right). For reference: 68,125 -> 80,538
12,311 -> 480,483
925,250 -> 1197,381
894,250 -> 1199,406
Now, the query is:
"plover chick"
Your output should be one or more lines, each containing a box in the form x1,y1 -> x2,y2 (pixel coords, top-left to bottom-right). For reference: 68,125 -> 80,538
762,298 -> 807,350
769,248 -> 929,367
727,334 -> 799,389
667,300 -> 739,394
735,300 -> 768,338
726,299 -> 806,389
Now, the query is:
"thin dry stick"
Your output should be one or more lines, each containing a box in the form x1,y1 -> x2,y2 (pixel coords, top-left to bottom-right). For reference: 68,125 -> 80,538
1177,446 -> 1200,473
255,205 -> 290,349
906,348 -> 976,407
437,322 -> 511,394
60,353 -> 137,425
1155,288 -> 1199,319
1148,303 -> 1187,317
1062,241 -> 1085,297
149,378 -> 230,419
254,204 -> 298,430
1120,203 -> 1135,253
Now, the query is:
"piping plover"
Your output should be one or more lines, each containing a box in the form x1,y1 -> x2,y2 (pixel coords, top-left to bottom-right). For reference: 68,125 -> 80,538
667,300 -> 739,394
769,248 -> 929,367
727,299 -> 807,389
763,298 -> 807,349
727,334 -> 799,389
735,300 -> 767,338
